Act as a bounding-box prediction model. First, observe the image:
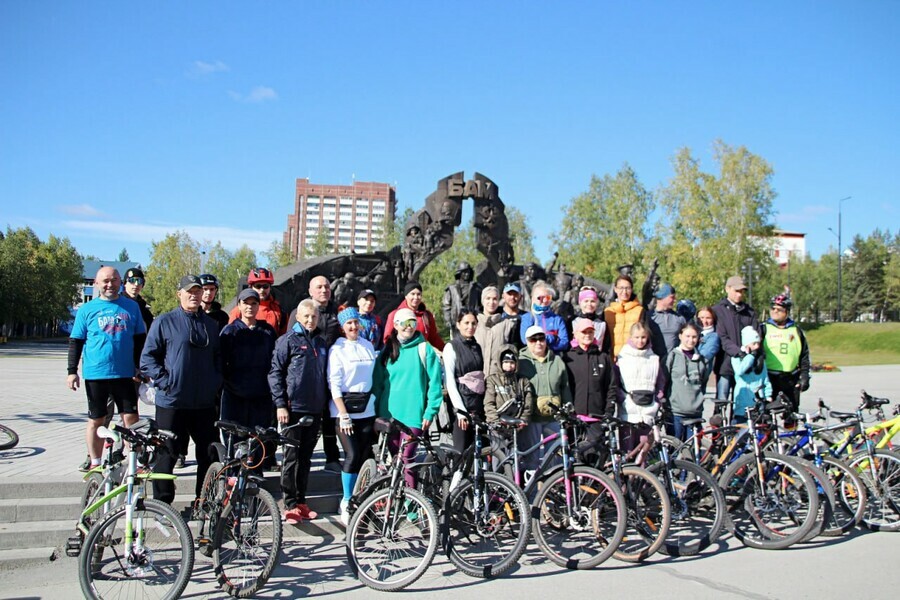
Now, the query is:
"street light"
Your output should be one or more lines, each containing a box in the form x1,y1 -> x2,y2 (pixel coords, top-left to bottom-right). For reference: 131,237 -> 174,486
827,196 -> 852,322
741,257 -> 756,308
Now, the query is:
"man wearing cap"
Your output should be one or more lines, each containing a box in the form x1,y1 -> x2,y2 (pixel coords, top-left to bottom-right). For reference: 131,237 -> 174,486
648,282 -> 686,358
199,273 -> 229,332
140,275 -> 222,504
483,282 -> 526,375
563,317 -> 618,460
219,288 -> 278,431
519,282 -> 569,353
761,293 -> 810,424
711,275 -> 759,400
123,267 -> 154,331
357,289 -> 384,351
229,267 -> 286,334
67,266 -> 146,471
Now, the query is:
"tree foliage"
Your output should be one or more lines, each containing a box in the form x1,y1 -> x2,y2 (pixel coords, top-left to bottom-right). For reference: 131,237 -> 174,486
0,227 -> 82,336
117,247 -> 130,262
263,239 -> 293,271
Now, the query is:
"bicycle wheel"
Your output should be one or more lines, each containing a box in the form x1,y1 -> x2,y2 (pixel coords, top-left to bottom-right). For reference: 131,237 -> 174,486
532,466 -> 627,570
79,498 -> 194,600
213,487 -> 283,598
354,458 -> 378,496
649,459 -> 726,557
0,423 -> 19,450
613,465 -> 671,563
196,461 -> 225,557
445,472 -> 530,578
847,449 -> 900,531
720,453 -> 819,550
797,460 -> 835,542
346,486 -> 438,591
819,456 -> 866,535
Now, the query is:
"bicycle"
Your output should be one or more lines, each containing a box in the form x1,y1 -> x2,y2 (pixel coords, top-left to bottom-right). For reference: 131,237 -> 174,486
345,419 -> 439,591
491,404 -> 628,570
195,419 -> 311,598
819,392 -> 900,531
75,420 -> 194,600
820,391 -> 900,455
0,422 -> 19,450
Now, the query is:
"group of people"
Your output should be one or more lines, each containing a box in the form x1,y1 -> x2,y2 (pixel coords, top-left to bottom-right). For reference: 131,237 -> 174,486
67,264 -> 811,527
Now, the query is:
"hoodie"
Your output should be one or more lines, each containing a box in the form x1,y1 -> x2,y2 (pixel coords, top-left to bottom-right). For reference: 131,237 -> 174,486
484,344 -> 535,423
383,299 -> 445,351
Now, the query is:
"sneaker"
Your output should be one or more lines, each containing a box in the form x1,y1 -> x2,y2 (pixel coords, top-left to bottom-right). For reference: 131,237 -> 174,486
175,455 -> 186,469
78,455 -> 91,473
403,498 -> 419,523
284,507 -> 302,525
323,461 -> 342,474
296,503 -> 318,521
339,498 -> 350,527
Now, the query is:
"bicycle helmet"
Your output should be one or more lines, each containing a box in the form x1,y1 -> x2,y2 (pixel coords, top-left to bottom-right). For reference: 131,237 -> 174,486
198,273 -> 219,288
247,267 -> 274,285
771,293 -> 793,310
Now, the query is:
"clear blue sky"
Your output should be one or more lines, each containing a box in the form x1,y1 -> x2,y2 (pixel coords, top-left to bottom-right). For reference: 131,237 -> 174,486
2,2 -> 897,269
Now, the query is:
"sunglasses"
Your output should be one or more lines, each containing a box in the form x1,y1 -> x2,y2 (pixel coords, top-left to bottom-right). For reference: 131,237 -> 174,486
126,277 -> 145,285
527,335 -> 547,343
397,319 -> 416,329
536,295 -> 551,302
252,284 -> 271,290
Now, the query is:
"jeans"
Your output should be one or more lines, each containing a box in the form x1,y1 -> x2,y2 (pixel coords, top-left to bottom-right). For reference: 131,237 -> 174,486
519,421 -> 561,471
715,373 -> 734,401
672,413 -> 702,442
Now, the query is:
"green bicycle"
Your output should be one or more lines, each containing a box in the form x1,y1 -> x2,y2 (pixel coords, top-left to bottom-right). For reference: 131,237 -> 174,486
76,420 -> 195,600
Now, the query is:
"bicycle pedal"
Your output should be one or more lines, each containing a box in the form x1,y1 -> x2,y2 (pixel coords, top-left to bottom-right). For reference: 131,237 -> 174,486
65,536 -> 82,557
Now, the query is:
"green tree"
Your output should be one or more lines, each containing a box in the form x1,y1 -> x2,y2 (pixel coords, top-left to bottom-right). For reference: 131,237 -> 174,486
144,231 -> 201,314
308,227 -> 333,258
845,230 -> 892,321
226,245 -> 258,301
263,239 -> 293,271
381,207 -> 414,251
884,233 -> 900,320
506,206 -> 538,265
117,247 -> 130,262
551,163 -> 655,282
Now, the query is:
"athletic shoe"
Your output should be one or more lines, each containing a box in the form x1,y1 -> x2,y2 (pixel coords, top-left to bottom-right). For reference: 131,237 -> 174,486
296,503 -> 318,520
78,455 -> 91,473
339,498 -> 350,527
175,455 -> 186,469
284,507 -> 302,525
323,461 -> 342,474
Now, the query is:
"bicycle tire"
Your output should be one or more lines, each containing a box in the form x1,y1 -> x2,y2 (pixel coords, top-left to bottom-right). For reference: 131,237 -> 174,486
796,460 -> 836,542
79,498 -> 194,600
649,458 -> 726,557
213,487 -> 283,598
818,456 -> 867,535
613,465 -> 672,563
847,449 -> 900,532
445,472 -> 531,578
196,461 -> 225,557
532,466 -> 627,570
720,453 -> 820,550
346,486 -> 439,591
354,458 -> 378,496
0,423 -> 19,451
79,473 -> 105,527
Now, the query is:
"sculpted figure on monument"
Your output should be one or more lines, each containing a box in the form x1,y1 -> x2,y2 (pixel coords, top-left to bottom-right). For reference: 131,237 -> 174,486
442,261 -> 482,335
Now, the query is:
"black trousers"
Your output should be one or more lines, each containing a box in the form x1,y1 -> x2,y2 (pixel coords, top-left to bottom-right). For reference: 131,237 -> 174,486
281,412 -> 321,508
335,416 -> 375,473
769,371 -> 802,422
321,405 -> 341,463
153,405 -> 218,504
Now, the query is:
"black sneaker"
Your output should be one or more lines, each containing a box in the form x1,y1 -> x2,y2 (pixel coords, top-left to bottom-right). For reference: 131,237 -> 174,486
78,455 -> 91,473
175,455 -> 186,469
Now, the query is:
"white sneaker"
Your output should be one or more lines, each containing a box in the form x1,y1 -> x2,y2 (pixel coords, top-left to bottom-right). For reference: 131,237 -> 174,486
339,498 -> 350,527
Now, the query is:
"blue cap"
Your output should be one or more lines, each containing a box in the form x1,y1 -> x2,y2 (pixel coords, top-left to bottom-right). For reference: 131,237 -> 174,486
654,283 -> 675,299
503,282 -> 522,294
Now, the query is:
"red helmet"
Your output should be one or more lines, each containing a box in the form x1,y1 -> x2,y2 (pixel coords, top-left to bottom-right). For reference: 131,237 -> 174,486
247,267 -> 274,285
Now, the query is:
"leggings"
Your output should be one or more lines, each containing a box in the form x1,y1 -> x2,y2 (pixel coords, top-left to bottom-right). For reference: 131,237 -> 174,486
388,427 -> 423,488
335,416 -> 375,474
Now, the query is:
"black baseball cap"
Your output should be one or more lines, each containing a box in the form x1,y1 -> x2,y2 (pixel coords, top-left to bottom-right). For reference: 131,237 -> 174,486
125,267 -> 145,279
358,288 -> 377,300
179,275 -> 202,291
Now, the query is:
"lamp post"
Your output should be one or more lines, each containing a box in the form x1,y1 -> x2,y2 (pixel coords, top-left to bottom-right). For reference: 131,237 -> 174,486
741,257 -> 756,308
827,196 -> 852,322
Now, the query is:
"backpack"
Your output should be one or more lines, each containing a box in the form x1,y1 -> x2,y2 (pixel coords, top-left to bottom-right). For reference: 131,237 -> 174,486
416,342 -> 453,434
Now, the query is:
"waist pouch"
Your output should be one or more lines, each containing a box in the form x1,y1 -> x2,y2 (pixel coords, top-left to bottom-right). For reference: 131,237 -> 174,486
630,390 -> 656,406
342,391 -> 371,414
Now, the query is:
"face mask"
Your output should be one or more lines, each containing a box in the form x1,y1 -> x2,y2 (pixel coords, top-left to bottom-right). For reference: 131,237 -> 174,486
532,303 -> 550,314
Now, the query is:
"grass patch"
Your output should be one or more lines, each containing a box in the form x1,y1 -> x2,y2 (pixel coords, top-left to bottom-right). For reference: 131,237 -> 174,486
804,323 -> 900,367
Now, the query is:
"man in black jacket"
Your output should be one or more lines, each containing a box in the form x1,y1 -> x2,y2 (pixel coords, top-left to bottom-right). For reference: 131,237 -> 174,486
563,318 -> 618,463
140,275 -> 222,504
711,276 -> 759,401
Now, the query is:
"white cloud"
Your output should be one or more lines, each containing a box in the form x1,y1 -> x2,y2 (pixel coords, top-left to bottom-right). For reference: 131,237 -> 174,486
57,203 -> 106,217
188,60 -> 230,76
229,86 -> 278,103
63,220 -> 281,255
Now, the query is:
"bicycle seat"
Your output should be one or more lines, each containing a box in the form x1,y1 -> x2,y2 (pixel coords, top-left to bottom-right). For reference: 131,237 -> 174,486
829,410 -> 856,420
712,398 -> 731,406
374,417 -> 393,434
679,417 -> 705,427
498,416 -> 525,428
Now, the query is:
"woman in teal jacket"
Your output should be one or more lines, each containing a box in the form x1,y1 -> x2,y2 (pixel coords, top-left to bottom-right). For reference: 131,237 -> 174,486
372,308 -> 444,486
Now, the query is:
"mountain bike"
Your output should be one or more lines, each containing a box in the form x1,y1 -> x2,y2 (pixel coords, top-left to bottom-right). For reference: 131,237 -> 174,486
491,404 -> 627,569
76,421 -> 194,600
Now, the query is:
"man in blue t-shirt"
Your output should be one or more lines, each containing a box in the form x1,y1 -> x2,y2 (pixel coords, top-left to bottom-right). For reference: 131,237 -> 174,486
67,266 -> 146,471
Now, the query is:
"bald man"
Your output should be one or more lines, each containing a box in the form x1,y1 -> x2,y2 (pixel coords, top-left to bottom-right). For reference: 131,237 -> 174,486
67,267 -> 146,470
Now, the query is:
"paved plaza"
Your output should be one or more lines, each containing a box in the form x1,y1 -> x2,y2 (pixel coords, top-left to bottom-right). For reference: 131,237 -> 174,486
0,341 -> 898,599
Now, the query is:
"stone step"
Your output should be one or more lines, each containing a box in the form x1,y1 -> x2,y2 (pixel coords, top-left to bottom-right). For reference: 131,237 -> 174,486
0,547 -> 60,570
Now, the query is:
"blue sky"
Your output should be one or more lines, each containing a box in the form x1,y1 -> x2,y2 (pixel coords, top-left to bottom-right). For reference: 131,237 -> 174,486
2,2 -> 897,269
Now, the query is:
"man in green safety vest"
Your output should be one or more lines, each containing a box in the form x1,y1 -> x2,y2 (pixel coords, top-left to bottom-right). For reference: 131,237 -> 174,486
761,292 -> 810,427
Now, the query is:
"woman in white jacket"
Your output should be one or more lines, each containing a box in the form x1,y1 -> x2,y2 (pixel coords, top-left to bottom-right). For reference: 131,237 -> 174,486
616,322 -> 666,453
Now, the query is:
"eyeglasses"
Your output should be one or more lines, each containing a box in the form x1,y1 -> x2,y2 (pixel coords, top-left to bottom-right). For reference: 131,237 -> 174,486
397,319 -> 416,329
527,335 -> 547,343
252,284 -> 271,290
126,277 -> 145,285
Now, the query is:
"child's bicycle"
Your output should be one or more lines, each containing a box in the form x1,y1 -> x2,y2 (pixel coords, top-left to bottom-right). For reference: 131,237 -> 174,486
74,420 -> 194,600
